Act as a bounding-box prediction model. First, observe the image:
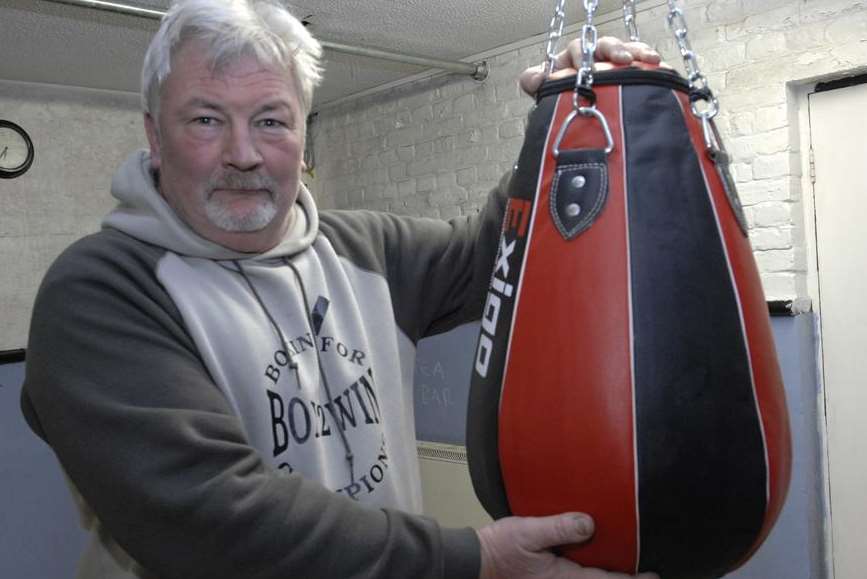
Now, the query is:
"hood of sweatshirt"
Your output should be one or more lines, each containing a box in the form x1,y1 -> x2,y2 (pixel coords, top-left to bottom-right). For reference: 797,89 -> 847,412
102,150 -> 319,261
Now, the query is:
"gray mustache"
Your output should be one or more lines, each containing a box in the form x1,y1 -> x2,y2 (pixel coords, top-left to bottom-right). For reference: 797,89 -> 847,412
207,172 -> 277,195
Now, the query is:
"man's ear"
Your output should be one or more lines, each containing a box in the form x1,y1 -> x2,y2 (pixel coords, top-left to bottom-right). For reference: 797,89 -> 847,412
144,113 -> 162,171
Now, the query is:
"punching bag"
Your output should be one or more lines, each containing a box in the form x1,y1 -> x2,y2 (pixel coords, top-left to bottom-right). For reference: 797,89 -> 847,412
466,3 -> 792,579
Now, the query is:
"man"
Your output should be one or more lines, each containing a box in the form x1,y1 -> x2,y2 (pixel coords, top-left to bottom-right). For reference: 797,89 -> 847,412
21,1 -> 662,577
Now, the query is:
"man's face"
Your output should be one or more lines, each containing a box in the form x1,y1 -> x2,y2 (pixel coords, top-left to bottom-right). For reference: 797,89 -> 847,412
145,39 -> 305,253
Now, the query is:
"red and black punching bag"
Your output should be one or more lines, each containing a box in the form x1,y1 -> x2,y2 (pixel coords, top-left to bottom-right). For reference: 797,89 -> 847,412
466,35 -> 792,579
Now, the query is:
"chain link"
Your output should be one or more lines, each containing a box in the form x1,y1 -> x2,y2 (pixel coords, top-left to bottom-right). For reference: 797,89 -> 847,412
576,0 -> 599,90
666,0 -> 718,120
546,0 -> 616,157
544,0 -> 568,75
622,0 -> 640,42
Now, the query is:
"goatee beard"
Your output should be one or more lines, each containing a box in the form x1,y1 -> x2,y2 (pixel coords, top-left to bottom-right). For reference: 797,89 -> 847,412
204,171 -> 280,233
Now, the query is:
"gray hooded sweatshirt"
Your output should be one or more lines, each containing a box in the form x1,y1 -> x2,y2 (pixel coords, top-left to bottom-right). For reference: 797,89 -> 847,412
21,150 -> 508,579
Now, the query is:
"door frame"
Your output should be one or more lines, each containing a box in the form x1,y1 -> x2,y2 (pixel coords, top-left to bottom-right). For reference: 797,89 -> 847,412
796,72 -> 867,579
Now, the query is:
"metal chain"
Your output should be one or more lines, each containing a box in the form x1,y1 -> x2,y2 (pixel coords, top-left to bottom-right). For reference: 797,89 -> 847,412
666,0 -> 719,121
545,0 -> 568,75
623,0 -> 640,42
552,0 -> 615,157
576,0 -> 600,90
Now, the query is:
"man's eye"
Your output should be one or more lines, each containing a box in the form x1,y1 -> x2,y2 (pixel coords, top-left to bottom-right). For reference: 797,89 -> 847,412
259,119 -> 287,128
194,117 -> 218,125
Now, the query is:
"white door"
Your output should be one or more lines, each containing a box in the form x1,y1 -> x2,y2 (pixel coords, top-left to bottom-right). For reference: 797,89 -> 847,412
809,80 -> 867,579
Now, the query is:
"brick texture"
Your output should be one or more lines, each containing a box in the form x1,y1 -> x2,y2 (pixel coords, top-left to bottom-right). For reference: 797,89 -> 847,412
0,81 -> 145,349
307,0 -> 867,301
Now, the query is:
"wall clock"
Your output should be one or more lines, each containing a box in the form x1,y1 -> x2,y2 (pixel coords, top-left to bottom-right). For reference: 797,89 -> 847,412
0,120 -> 35,179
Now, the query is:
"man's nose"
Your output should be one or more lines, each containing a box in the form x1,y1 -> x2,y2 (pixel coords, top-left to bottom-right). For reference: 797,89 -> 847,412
223,124 -> 263,171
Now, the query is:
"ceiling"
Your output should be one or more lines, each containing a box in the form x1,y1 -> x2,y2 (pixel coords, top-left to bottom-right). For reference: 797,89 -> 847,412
0,0 -> 628,109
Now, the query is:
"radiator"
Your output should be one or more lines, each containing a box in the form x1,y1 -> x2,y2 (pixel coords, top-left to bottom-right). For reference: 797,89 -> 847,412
416,441 -> 492,529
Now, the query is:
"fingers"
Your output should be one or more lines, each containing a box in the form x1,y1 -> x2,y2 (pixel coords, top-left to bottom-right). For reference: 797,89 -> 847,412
514,513 -> 595,552
518,63 -> 548,96
479,513 -> 595,555
595,36 -> 636,65
564,40 -> 588,71
621,41 -> 673,70
596,36 -> 662,65
478,513 -> 663,578
517,38 -> 590,95
622,41 -> 662,64
518,36 -> 669,97
477,514 -> 594,579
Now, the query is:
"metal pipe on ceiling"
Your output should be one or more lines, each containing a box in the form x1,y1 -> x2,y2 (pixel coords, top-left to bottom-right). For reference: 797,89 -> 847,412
41,0 -> 488,80
319,40 -> 487,80
45,0 -> 166,18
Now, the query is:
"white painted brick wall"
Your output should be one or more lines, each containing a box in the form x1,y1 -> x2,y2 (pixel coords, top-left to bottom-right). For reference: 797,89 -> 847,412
0,81 -> 145,349
308,48 -> 541,218
308,0 -> 867,301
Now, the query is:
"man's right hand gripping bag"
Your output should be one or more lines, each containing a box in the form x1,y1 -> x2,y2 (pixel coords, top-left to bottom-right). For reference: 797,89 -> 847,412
466,64 -> 792,579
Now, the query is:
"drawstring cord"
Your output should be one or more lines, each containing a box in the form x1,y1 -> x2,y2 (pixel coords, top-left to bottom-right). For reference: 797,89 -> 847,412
284,257 -> 355,484
231,261 -> 301,389
226,259 -> 356,484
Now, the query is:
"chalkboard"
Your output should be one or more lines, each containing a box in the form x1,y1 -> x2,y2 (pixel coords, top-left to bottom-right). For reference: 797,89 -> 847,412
1,356 -> 89,578
413,322 -> 479,445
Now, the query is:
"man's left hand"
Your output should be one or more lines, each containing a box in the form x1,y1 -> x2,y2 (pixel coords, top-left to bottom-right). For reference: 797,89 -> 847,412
519,36 -> 666,96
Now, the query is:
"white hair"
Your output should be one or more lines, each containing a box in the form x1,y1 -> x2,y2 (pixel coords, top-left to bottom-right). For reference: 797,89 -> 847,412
141,0 -> 322,119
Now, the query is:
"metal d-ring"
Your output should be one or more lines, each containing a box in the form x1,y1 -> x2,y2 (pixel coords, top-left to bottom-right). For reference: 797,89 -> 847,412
552,106 -> 615,158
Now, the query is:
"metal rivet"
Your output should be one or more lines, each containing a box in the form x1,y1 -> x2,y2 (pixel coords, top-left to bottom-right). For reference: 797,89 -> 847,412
566,203 -> 581,217
571,175 -> 586,189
